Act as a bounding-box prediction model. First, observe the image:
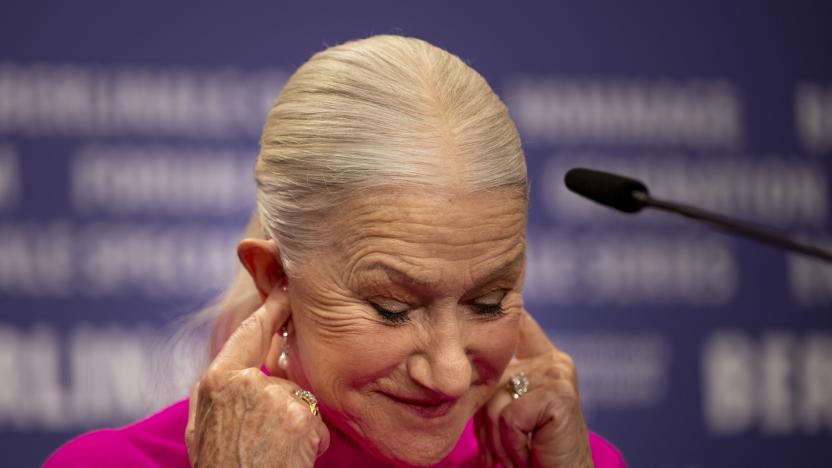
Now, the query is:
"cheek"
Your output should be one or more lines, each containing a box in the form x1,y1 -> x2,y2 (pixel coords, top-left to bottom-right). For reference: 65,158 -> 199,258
292,304 -> 411,408
287,277 -> 412,397
471,314 -> 521,381
304,329 -> 406,388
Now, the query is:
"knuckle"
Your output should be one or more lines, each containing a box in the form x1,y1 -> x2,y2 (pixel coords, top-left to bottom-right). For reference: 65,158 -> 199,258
263,383 -> 287,401
543,365 -> 563,380
230,368 -> 265,398
556,362 -> 576,379
237,367 -> 262,382
565,364 -> 578,382
200,366 -> 226,392
285,400 -> 315,430
555,380 -> 581,402
539,352 -> 577,381
547,350 -> 575,368
308,431 -> 321,450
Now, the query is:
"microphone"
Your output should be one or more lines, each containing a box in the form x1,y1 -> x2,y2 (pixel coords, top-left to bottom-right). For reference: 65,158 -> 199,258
563,168 -> 649,213
564,167 -> 832,263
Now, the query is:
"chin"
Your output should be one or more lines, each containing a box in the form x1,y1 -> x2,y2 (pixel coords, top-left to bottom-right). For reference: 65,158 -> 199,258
358,417 -> 467,467
342,389 -> 485,466
375,437 -> 459,467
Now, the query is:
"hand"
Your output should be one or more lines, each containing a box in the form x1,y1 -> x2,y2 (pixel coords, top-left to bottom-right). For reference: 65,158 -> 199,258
475,309 -> 594,468
185,294 -> 330,467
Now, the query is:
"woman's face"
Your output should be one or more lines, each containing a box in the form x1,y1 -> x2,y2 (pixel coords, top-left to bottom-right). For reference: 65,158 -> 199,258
285,188 -> 527,466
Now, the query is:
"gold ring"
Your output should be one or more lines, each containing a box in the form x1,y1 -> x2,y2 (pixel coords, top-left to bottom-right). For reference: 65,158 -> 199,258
507,372 -> 529,399
294,389 -> 319,416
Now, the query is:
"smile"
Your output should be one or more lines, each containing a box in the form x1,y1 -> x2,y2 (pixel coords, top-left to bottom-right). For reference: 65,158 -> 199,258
380,392 -> 458,419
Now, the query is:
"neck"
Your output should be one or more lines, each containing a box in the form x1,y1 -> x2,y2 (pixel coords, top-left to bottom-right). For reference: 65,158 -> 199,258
316,423 -> 392,468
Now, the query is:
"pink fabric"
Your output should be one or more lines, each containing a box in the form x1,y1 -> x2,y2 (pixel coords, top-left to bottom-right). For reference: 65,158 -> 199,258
46,399 -> 626,467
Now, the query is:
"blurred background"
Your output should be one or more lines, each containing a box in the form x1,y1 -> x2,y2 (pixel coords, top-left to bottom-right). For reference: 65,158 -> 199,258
1,1 -> 831,466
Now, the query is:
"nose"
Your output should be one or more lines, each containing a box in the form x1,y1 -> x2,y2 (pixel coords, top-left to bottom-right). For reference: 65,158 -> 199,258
407,313 -> 472,399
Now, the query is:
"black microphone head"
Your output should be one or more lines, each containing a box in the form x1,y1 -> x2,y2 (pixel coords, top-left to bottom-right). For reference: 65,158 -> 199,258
564,168 -> 649,213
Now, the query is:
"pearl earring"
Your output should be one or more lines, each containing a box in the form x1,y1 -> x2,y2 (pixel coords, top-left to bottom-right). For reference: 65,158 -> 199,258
278,327 -> 289,370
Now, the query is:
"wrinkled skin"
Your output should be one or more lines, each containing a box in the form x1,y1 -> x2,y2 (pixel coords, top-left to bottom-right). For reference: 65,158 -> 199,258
186,188 -> 594,467
186,298 -> 330,468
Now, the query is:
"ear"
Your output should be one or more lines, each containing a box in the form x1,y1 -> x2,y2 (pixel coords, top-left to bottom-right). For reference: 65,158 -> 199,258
237,238 -> 287,301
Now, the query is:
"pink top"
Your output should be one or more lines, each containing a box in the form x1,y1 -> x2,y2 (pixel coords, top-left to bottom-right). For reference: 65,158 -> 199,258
45,399 -> 626,467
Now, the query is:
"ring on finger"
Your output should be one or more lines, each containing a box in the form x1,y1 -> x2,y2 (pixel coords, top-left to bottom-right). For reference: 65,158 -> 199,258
294,389 -> 319,416
507,372 -> 529,399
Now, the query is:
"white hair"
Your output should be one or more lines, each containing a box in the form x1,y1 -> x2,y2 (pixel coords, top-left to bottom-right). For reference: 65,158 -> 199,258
210,35 -> 527,354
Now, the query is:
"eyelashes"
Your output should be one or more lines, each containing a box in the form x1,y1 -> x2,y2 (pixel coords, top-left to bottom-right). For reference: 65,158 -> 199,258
471,303 -> 505,317
370,302 -> 410,324
369,296 -> 508,325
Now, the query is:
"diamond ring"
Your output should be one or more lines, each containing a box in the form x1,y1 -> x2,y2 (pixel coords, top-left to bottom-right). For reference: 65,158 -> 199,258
507,372 -> 529,399
294,389 -> 319,416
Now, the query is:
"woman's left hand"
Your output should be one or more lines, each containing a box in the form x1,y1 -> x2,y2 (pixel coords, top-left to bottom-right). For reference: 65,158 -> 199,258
475,309 -> 594,468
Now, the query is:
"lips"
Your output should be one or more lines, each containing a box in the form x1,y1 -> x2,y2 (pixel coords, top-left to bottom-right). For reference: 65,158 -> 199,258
381,392 -> 458,418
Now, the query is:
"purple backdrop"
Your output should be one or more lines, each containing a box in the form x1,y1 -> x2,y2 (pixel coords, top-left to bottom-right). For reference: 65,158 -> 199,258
1,2 -> 831,467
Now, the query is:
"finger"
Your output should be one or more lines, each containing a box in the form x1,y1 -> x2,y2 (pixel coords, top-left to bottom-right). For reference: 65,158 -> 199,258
485,386 -> 515,468
264,378 -> 330,458
515,309 -> 556,359
474,409 -> 495,467
497,356 -> 533,391
492,436 -> 513,468
267,377 -> 331,458
498,406 -> 533,468
313,417 -> 331,457
214,295 -> 291,372
500,387 -> 558,468
185,381 -> 200,453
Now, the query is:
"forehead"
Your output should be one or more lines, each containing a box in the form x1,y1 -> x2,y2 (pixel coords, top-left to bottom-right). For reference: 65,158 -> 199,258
325,188 -> 527,284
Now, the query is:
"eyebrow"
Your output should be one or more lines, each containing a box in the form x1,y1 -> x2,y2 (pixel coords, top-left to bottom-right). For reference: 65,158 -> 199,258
354,252 -> 525,291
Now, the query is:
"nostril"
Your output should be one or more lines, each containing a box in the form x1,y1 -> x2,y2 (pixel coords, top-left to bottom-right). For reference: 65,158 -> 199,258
437,356 -> 472,398
407,350 -> 473,399
406,317 -> 473,398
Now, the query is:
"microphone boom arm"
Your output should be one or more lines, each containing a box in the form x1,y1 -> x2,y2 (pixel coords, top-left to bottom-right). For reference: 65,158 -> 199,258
632,191 -> 832,263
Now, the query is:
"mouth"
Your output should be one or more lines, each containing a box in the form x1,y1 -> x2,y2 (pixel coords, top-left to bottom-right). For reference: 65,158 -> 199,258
380,392 -> 458,419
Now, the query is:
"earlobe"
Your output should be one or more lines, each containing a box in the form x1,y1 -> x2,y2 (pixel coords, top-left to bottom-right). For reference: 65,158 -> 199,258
237,238 -> 288,300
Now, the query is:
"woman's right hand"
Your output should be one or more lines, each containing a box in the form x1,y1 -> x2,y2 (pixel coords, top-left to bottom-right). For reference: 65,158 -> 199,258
185,294 -> 330,467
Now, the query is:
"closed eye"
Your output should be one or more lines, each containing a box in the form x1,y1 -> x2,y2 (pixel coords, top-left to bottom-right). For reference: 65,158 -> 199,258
469,289 -> 509,317
369,289 -> 511,324
369,300 -> 410,325
471,302 -> 505,316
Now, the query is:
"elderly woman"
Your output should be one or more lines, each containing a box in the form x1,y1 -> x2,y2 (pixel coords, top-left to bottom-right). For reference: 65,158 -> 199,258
47,36 -> 625,467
